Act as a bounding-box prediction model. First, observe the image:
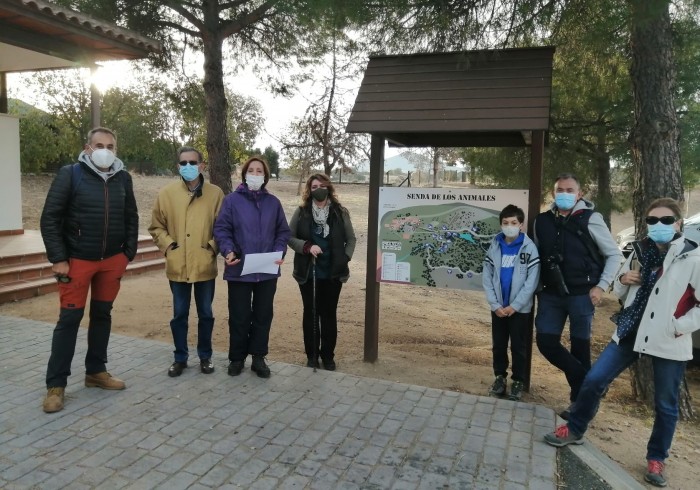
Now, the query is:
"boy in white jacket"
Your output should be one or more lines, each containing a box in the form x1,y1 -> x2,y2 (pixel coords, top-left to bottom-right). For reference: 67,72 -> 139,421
482,205 -> 540,400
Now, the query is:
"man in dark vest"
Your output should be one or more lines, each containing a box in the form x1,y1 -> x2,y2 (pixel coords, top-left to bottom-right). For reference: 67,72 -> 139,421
534,173 -> 622,419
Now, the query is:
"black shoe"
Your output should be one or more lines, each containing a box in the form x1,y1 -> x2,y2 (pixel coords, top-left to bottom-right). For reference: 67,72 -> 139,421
251,356 -> 271,378
227,360 -> 245,376
559,403 -> 574,421
306,358 -> 320,368
200,358 -> 214,374
168,361 -> 187,377
321,358 -> 336,371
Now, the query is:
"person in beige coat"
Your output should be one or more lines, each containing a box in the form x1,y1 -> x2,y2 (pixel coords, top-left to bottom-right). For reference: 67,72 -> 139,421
149,147 -> 224,377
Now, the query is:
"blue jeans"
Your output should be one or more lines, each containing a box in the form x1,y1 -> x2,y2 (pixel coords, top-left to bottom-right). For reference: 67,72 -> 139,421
169,279 -> 215,363
535,292 -> 594,400
568,340 -> 686,461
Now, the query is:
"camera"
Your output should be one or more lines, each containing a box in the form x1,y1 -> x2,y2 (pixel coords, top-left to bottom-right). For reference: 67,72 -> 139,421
544,254 -> 569,296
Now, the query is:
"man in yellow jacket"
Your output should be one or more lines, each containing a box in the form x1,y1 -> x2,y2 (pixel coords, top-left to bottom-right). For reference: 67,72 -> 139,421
149,147 -> 224,377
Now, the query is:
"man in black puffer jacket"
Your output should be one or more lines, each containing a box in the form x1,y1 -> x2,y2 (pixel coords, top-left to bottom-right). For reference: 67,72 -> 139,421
39,127 -> 138,414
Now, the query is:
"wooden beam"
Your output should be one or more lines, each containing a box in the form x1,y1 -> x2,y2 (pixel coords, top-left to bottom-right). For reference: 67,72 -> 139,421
525,129 -> 545,391
364,134 -> 384,362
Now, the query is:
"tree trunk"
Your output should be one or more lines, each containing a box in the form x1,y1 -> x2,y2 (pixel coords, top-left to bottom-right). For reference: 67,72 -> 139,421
202,33 -> 232,194
595,127 -> 613,229
432,148 -> 439,187
628,0 -> 692,418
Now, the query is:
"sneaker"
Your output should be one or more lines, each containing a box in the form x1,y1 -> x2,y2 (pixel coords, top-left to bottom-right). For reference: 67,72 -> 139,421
489,375 -> 507,397
645,460 -> 667,487
85,372 -> 125,390
43,387 -> 65,413
321,358 -> 336,371
543,424 -> 583,447
508,380 -> 524,401
168,361 -> 187,377
227,360 -> 245,376
251,356 -> 271,378
200,359 -> 214,374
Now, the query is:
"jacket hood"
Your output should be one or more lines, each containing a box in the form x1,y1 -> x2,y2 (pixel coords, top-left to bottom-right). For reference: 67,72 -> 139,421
78,150 -> 125,179
235,182 -> 269,196
549,197 -> 595,214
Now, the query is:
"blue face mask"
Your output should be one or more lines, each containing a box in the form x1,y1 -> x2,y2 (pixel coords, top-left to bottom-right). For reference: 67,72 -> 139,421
554,192 -> 577,211
179,164 -> 200,182
647,223 -> 676,244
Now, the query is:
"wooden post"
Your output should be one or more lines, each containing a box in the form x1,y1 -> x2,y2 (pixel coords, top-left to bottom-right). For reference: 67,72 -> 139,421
90,66 -> 101,128
364,134 -> 384,362
0,72 -> 8,114
525,129 -> 545,391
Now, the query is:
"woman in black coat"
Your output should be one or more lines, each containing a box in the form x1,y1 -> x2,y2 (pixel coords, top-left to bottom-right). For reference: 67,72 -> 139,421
288,174 -> 356,370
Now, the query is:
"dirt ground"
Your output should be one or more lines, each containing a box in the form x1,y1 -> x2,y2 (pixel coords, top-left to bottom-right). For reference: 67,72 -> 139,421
6,174 -> 700,489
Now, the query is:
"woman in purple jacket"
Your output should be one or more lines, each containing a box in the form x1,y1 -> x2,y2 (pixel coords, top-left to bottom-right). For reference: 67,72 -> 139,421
213,156 -> 291,378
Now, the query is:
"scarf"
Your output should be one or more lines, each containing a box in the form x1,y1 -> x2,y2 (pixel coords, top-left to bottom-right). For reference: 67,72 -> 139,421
615,240 -> 667,339
312,201 -> 330,238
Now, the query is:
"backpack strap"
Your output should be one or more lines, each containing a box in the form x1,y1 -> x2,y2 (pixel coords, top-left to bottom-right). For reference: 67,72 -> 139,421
562,210 -> 604,268
70,162 -> 82,200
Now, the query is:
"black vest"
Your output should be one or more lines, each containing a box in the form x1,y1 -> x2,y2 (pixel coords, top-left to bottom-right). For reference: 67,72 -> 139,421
536,209 -> 603,295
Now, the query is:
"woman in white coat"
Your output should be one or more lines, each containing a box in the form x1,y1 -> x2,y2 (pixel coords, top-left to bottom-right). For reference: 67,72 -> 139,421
543,198 -> 700,488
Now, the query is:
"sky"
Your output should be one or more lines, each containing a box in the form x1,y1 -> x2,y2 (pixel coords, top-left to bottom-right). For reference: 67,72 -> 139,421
8,57 -> 401,163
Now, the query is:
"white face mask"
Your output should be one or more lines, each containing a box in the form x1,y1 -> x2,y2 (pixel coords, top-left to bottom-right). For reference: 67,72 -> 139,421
246,174 -> 265,191
90,148 -> 116,169
501,225 -> 521,238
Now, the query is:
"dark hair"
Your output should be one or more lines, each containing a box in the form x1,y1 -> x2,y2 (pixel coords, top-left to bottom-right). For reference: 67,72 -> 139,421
177,146 -> 203,162
87,127 -> 116,145
301,174 -> 341,207
240,156 -> 270,186
499,204 -> 524,224
646,198 -> 683,230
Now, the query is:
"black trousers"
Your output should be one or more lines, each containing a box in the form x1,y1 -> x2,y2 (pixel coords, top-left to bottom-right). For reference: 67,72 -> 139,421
227,279 -> 277,362
299,277 -> 343,361
491,311 -> 529,383
46,300 -> 113,388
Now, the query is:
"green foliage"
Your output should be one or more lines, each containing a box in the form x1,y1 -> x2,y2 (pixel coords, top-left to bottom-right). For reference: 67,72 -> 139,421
9,100 -> 74,173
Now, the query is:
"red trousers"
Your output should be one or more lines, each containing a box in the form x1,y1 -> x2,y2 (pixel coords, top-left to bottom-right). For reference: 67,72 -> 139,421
58,253 -> 129,309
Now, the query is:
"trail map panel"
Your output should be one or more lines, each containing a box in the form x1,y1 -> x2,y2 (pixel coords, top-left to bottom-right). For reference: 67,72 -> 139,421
378,188 -> 529,290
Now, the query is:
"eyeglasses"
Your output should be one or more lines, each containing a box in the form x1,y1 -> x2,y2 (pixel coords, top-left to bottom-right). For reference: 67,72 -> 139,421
179,160 -> 199,166
54,274 -> 71,283
645,216 -> 677,225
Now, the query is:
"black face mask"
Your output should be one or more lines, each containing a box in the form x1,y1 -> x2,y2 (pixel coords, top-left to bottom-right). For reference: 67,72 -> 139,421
311,188 -> 329,202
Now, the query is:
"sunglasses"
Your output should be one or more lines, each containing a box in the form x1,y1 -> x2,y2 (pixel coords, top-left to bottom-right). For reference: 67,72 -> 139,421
645,216 -> 677,225
54,274 -> 71,283
178,160 -> 199,166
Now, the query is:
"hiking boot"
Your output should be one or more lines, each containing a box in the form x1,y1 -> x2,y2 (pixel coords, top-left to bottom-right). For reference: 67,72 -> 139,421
307,358 -> 320,368
227,360 -> 245,376
645,460 -> 667,487
168,361 -> 187,377
489,375 -> 507,397
508,380 -> 524,401
43,387 -> 65,413
200,359 -> 214,374
85,372 -> 125,390
543,424 -> 583,447
321,358 -> 336,371
251,356 -> 271,378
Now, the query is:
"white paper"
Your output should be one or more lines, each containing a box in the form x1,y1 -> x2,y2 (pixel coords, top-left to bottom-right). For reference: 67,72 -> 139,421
240,251 -> 283,275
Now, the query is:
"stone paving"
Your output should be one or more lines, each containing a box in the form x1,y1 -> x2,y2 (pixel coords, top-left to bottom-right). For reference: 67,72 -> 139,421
0,315 -> 558,489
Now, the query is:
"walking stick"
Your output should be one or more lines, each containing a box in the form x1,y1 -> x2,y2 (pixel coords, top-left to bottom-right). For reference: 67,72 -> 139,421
312,256 -> 318,373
